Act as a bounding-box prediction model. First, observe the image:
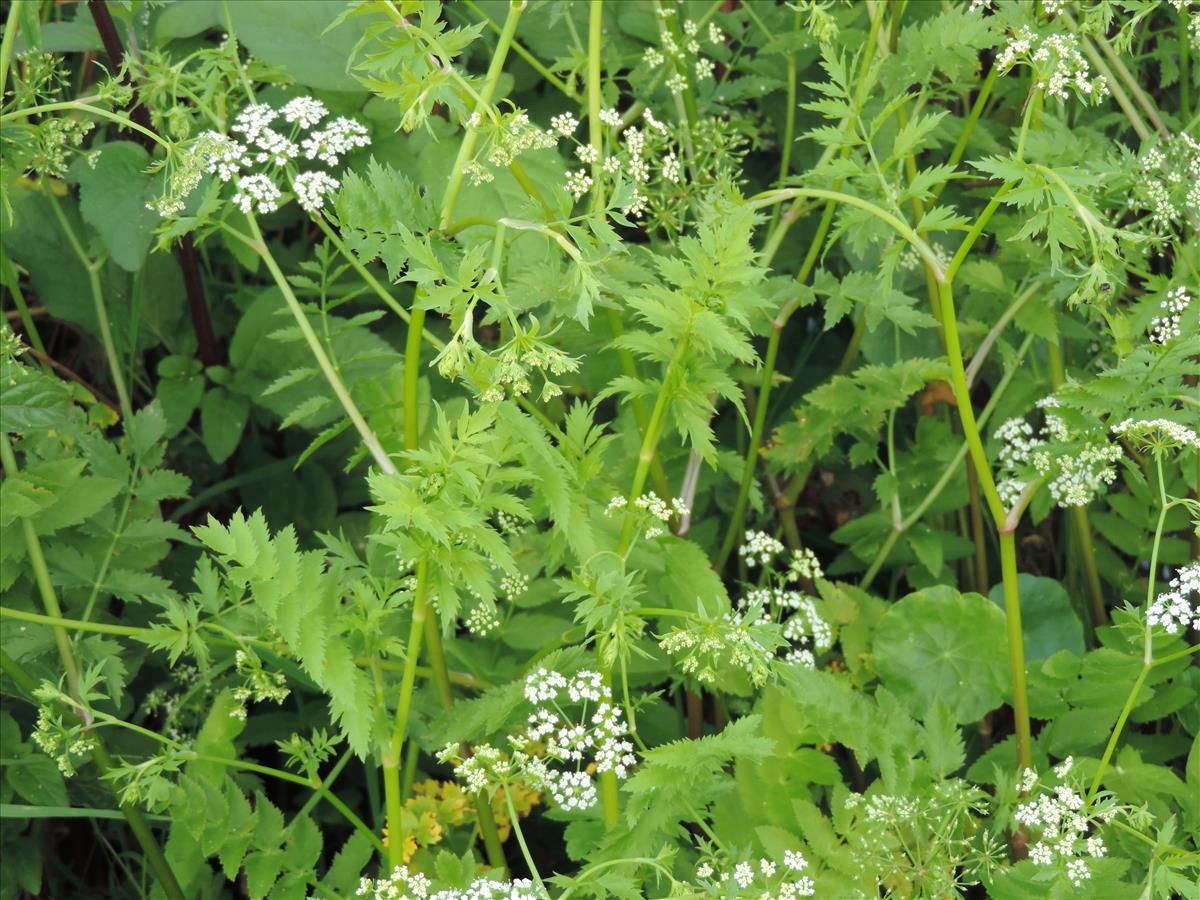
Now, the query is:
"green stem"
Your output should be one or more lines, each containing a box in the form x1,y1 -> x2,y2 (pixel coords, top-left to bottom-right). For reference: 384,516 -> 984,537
858,332 -> 1035,588
0,248 -> 46,358
90,743 -> 186,900
385,559 -> 429,868
463,0 -> 575,99
747,188 -> 946,280
476,792 -> 507,874
587,0 -> 605,211
0,100 -> 172,151
314,215 -> 416,331
0,0 -> 22,101
439,1 -> 524,229
1046,338 -> 1106,628
1182,5 -> 1191,122
239,217 -> 396,476
617,339 -> 689,554
1088,455 -> 1171,800
999,530 -> 1032,771
1,435 -> 84,697
504,784 -> 545,892
0,605 -> 147,637
936,281 -> 1005,522
43,188 -> 133,423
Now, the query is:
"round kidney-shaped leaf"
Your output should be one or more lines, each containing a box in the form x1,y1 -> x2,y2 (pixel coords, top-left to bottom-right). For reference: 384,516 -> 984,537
872,585 -> 1010,724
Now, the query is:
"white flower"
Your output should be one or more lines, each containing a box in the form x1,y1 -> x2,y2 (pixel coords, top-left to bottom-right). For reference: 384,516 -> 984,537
1066,858 -> 1091,887
740,530 -> 784,567
231,102 -> 277,142
1112,417 -> 1200,452
643,108 -> 669,134
198,130 -> 249,182
599,107 -> 622,127
695,57 -> 716,81
1149,286 -> 1192,344
789,547 -> 824,581
567,670 -> 604,703
280,96 -> 328,129
575,143 -> 599,164
301,116 -> 371,166
231,173 -> 281,214
662,151 -> 682,184
733,862 -> 754,888
784,850 -> 808,871
525,667 -> 568,704
605,495 -> 628,515
292,170 -> 339,213
565,169 -> 593,200
1029,842 -> 1054,865
550,112 -> 579,137
1147,562 -> 1200,634
546,768 -> 596,810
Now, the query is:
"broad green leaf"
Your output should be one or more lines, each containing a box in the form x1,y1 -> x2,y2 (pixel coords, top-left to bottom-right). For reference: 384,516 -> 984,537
68,142 -> 159,272
6,755 -> 67,807
200,388 -> 250,464
989,575 -> 1084,662
872,585 -> 1009,724
229,1 -> 369,91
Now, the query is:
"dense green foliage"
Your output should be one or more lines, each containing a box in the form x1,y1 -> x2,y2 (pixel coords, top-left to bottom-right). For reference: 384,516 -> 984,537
1,0 -> 1199,897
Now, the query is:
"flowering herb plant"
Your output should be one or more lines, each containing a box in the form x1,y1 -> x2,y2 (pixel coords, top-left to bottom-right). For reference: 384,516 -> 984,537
1,1 -> 1199,898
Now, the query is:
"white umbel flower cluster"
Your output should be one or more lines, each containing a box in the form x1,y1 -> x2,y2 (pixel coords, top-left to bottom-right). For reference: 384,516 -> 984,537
356,865 -> 540,899
604,491 -> 688,539
994,399 -> 1122,509
737,532 -> 831,670
1128,134 -> 1200,238
1149,286 -> 1193,344
1111,417 -> 1200,453
515,668 -> 636,811
172,96 -> 369,217
1147,562 -> 1200,635
693,849 -> 815,897
1014,758 -> 1116,889
996,26 -> 1107,104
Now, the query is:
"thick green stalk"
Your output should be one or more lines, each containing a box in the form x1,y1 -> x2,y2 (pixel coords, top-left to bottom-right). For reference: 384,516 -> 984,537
385,560 -> 430,869
0,434 -> 184,900
858,332 -> 1035,589
998,530 -> 1032,770
1182,5 -> 1192,121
